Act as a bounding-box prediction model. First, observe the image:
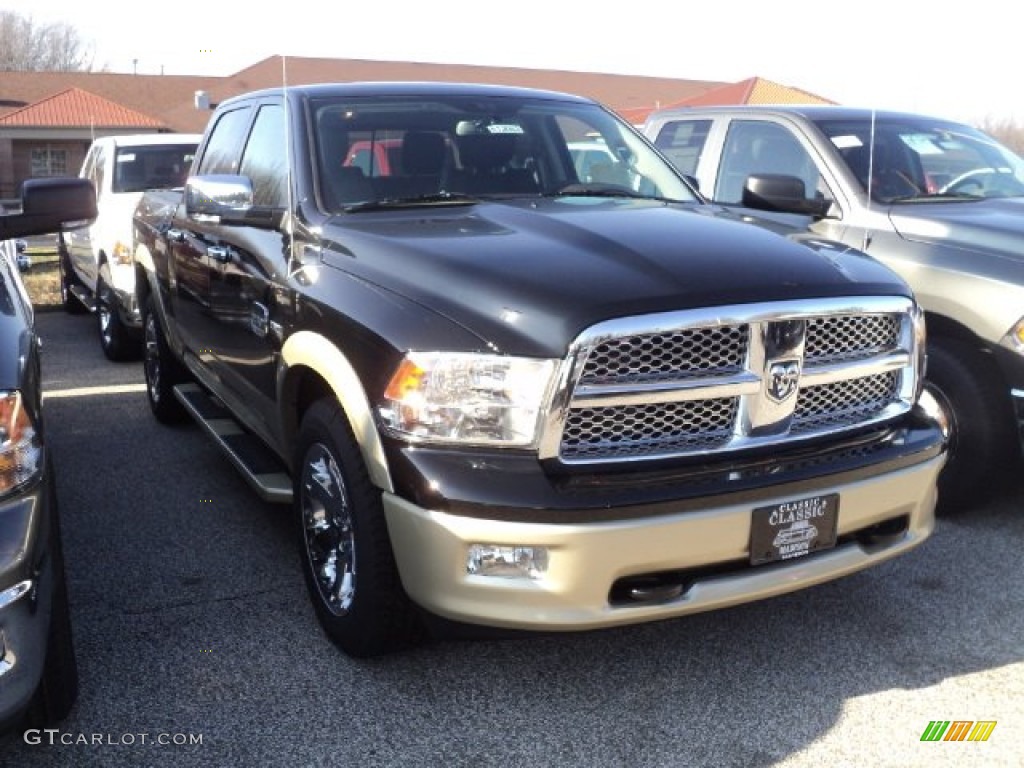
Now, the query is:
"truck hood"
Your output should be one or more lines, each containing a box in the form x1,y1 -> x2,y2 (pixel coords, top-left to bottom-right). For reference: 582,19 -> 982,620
322,198 -> 909,357
889,197 -> 1024,270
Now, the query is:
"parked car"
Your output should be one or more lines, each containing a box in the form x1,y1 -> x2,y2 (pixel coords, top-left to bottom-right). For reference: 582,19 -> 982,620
0,177 -> 96,731
642,105 -> 1024,510
57,133 -> 201,360
133,82 -> 944,657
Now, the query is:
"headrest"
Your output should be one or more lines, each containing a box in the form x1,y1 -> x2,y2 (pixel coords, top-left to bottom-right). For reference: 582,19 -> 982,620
402,132 -> 447,175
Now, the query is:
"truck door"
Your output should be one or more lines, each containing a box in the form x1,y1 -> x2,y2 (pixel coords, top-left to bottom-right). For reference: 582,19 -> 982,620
65,142 -> 104,290
168,105 -> 253,359
203,101 -> 290,440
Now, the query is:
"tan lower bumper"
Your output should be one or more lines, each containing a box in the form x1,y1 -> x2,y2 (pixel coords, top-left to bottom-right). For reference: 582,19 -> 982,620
383,454 -> 943,631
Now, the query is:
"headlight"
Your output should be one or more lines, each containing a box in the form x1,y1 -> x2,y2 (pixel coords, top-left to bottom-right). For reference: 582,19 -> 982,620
380,352 -> 557,447
0,392 -> 42,497
112,240 -> 133,265
1003,317 -> 1024,355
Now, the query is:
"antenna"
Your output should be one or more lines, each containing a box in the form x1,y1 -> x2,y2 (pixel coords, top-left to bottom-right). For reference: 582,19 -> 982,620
862,109 -> 876,253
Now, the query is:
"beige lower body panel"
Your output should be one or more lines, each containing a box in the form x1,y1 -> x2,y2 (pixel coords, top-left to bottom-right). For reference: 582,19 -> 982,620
383,454 -> 944,631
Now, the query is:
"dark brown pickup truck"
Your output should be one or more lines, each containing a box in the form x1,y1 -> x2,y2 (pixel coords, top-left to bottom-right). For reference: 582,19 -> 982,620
133,82 -> 945,656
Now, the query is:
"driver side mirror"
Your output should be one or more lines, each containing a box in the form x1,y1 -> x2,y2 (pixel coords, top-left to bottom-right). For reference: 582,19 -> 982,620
186,174 -> 254,223
0,177 -> 97,240
742,174 -> 833,218
186,174 -> 284,229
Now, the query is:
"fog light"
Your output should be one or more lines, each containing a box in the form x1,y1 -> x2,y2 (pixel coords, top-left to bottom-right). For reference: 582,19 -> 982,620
467,544 -> 548,579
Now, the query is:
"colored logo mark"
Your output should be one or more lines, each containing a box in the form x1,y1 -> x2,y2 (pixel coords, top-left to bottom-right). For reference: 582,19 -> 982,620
920,720 -> 997,742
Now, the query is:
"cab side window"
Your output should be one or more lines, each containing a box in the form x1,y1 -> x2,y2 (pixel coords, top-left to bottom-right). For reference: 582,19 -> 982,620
239,104 -> 288,207
715,121 -> 828,205
196,107 -> 252,176
653,119 -> 711,177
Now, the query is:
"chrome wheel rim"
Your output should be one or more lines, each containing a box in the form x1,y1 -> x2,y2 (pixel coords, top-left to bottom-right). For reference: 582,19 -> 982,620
99,302 -> 112,346
300,443 -> 355,616
144,314 -> 161,403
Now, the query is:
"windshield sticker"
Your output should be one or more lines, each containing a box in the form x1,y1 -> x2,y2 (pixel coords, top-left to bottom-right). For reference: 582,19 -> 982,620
831,135 -> 863,150
900,134 -> 942,155
486,124 -> 524,134
116,153 -> 136,162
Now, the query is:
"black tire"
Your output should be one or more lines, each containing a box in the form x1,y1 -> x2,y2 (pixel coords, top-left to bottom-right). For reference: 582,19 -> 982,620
97,275 -> 138,361
925,338 -> 1019,512
294,398 -> 421,657
58,240 -> 87,315
143,298 -> 188,424
23,479 -> 79,728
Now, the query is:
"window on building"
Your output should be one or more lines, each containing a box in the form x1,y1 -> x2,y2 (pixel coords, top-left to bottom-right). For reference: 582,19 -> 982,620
30,147 -> 68,176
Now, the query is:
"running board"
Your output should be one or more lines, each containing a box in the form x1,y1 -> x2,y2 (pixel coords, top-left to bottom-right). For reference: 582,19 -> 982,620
173,383 -> 293,504
68,284 -> 96,312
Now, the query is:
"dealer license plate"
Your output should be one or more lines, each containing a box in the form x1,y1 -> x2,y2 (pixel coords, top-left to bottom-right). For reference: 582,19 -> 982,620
749,493 -> 839,566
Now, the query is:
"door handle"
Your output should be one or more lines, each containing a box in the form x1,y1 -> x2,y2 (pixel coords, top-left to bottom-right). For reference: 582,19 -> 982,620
250,302 -> 269,338
208,246 -> 231,264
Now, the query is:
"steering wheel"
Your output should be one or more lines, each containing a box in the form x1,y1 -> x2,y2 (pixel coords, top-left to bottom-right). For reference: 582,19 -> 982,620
939,169 -> 1024,197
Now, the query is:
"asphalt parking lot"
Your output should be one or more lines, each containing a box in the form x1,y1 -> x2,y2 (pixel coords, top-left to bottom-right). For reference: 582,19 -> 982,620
2,310 -> 1022,767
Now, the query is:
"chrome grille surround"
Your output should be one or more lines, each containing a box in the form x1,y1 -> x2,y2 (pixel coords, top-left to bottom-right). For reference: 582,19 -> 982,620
539,297 -> 923,464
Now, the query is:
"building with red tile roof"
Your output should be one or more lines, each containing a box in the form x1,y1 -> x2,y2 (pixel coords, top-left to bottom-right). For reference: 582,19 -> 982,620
619,77 -> 835,124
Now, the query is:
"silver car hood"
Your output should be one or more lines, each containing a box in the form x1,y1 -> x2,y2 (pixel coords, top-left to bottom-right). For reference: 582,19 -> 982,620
889,198 -> 1024,268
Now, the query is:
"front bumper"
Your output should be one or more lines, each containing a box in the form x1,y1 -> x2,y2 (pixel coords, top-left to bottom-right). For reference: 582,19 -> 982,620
382,423 -> 945,631
0,477 -> 53,727
108,282 -> 142,330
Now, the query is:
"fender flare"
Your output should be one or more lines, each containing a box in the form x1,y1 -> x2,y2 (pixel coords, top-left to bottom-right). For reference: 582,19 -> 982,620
280,331 -> 394,494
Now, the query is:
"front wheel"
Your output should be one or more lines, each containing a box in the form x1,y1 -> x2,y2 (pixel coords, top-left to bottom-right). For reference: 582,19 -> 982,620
97,276 -> 137,361
294,399 -> 421,657
925,339 -> 1018,511
58,239 -> 87,315
143,299 -> 188,424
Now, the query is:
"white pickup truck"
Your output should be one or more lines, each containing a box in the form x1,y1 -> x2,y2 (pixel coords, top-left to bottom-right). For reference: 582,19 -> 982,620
58,133 -> 200,360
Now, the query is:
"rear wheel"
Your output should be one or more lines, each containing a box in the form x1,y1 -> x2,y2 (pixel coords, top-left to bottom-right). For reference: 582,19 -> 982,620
925,338 -> 1018,511
294,398 -> 421,657
143,298 -> 188,424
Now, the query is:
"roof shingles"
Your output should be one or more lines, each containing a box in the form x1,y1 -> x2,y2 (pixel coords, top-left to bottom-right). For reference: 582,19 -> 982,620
0,87 -> 164,128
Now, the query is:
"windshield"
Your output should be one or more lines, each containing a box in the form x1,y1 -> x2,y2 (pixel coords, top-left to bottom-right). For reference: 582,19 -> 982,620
312,94 -> 696,211
816,117 -> 1024,203
112,144 -> 198,193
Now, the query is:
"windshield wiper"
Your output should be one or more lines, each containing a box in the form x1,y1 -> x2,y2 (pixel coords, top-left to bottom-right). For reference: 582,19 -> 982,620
886,192 -> 985,203
549,183 -> 650,199
343,192 -> 479,212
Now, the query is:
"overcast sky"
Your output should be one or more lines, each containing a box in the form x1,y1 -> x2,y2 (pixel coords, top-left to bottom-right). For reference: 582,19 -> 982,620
19,0 -> 1021,126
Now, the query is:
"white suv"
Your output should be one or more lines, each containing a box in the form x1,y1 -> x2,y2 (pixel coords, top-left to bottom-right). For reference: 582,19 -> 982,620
58,133 -> 200,360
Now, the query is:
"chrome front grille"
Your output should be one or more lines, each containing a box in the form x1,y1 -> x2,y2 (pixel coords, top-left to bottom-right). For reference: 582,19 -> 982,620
805,315 -> 900,363
543,297 -> 921,464
561,398 -> 738,459
792,371 -> 900,433
580,326 -> 748,385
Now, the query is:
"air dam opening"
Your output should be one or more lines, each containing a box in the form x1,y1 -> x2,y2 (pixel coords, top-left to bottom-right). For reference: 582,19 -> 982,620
608,514 -> 911,607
